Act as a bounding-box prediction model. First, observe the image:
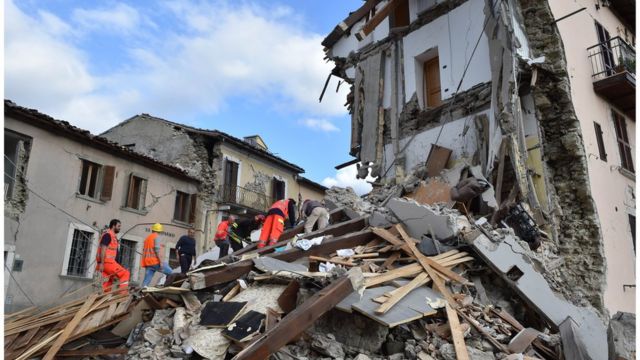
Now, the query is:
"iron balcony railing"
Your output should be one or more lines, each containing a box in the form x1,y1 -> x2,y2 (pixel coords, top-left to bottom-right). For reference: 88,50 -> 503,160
217,185 -> 273,212
588,36 -> 636,81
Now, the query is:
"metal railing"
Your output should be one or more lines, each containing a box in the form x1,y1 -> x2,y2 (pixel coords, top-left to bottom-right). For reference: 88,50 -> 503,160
588,36 -> 636,81
217,185 -> 273,212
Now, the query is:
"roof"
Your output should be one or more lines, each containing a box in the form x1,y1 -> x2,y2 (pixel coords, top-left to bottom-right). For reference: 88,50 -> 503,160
298,176 -> 328,192
322,0 -> 383,48
110,114 -> 305,174
4,100 -> 200,182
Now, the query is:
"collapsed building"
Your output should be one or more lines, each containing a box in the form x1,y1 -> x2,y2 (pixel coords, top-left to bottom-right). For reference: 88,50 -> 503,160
321,0 -> 635,315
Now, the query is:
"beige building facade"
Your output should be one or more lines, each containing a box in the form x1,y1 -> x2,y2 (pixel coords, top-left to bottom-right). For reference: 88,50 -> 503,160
548,0 -> 635,314
101,115 -> 326,252
4,101 -> 201,312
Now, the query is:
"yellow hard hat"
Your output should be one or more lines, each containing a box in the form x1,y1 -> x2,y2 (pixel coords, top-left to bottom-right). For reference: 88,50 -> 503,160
151,223 -> 163,232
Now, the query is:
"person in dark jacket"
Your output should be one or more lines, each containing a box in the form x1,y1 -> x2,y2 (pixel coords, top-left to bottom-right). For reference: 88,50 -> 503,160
229,214 -> 265,251
175,229 -> 197,274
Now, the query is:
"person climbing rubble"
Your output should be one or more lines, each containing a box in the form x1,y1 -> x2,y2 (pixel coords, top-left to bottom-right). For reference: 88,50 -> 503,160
214,215 -> 238,258
258,198 -> 296,248
95,219 -> 130,293
300,199 -> 330,234
230,214 -> 265,251
141,223 -> 174,287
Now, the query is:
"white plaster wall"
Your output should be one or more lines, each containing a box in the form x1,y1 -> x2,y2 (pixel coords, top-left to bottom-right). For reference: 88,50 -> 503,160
403,0 -> 491,107
4,117 -> 200,311
548,0 -> 636,314
383,110 -> 490,178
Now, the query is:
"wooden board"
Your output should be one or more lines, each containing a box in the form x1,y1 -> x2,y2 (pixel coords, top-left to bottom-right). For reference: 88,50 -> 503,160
200,302 -> 248,328
351,286 -> 424,328
445,303 -> 470,360
408,179 -> 452,205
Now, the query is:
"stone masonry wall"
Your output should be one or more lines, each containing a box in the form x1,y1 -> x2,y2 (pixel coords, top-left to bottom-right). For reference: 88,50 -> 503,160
519,0 -> 606,311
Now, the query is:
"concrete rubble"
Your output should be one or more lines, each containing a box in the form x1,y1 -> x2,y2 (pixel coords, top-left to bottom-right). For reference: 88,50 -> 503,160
4,179 -> 633,359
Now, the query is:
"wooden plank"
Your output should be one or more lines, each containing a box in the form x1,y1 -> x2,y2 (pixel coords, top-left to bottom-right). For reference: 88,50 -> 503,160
43,293 -> 99,360
395,225 -> 472,286
15,330 -> 63,360
351,253 -> 379,259
395,225 -> 457,307
381,252 -> 401,270
457,310 -> 510,353
223,284 -> 241,302
233,277 -> 354,360
309,256 -> 356,267
375,273 -> 429,314
371,228 -> 414,257
364,254 -> 473,288
445,303 -> 470,360
356,0 -> 401,40
495,138 -> 507,205
425,144 -> 453,178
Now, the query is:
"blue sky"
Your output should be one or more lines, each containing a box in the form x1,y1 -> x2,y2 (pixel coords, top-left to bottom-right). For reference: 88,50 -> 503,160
5,0 -> 373,194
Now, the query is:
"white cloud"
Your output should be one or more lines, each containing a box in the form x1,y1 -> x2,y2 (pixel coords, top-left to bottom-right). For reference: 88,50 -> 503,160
300,118 -> 339,132
4,0 -> 349,133
72,3 -> 143,34
322,164 -> 373,196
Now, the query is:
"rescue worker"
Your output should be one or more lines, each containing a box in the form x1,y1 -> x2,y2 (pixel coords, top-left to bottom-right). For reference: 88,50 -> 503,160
96,219 -> 130,293
300,199 -> 330,234
258,199 -> 296,248
229,214 -> 265,252
176,228 -> 197,274
141,223 -> 174,287
214,215 -> 237,258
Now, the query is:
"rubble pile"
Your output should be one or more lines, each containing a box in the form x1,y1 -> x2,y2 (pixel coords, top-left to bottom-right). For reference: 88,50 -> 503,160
4,166 -> 634,359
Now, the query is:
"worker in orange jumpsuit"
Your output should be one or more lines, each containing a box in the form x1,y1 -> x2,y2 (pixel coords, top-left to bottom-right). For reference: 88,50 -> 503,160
258,199 -> 296,248
96,219 -> 130,293
214,215 -> 237,258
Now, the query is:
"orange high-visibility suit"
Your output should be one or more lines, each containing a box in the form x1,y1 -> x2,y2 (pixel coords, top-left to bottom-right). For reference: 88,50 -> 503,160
96,229 -> 130,293
258,199 -> 296,248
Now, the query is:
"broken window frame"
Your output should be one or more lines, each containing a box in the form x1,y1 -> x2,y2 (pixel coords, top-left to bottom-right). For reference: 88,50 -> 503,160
389,0 -> 410,29
61,223 -> 98,279
124,173 -> 148,212
174,191 -> 197,224
593,121 -> 607,162
272,177 -> 286,201
77,158 -> 104,200
612,110 -> 634,173
4,130 -> 31,201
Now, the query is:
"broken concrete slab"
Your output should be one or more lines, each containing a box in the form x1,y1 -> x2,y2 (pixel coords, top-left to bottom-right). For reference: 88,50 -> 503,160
472,234 -> 607,360
468,165 -> 498,209
184,328 -> 230,359
311,333 -> 345,359
387,198 -> 460,240
253,257 -> 308,274
607,312 -> 635,360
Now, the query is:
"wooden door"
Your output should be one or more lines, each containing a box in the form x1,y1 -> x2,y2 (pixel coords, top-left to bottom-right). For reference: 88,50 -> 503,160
424,57 -> 442,108
224,160 -> 239,202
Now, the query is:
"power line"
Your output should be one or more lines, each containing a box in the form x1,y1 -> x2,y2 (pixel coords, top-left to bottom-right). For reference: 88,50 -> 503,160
5,264 -> 37,308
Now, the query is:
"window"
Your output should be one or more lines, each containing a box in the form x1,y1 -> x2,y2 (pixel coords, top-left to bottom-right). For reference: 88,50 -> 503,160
390,0 -> 410,28
116,239 -> 137,272
423,56 -> 443,108
272,178 -> 286,200
594,122 -> 607,161
595,22 -> 614,76
4,130 -> 31,201
629,215 -> 636,253
612,111 -> 634,173
174,191 -> 197,224
77,160 -> 116,201
223,159 -> 239,203
66,229 -> 94,277
125,174 -> 147,210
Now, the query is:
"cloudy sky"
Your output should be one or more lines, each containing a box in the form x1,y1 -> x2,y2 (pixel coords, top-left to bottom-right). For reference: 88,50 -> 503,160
5,0 -> 373,195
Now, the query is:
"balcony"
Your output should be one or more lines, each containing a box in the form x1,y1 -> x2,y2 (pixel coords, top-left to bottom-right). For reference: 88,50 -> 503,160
217,185 -> 273,212
588,36 -> 636,118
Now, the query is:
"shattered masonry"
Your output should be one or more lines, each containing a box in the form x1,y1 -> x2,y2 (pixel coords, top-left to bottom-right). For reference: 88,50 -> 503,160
323,0 -> 610,312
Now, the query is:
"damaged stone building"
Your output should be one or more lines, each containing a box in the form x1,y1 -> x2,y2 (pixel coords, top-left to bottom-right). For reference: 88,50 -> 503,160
100,114 -> 327,253
322,0 -> 635,317
4,101 -> 201,312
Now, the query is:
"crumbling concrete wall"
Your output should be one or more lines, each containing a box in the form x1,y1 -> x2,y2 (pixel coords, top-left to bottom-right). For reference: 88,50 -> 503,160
518,0 -> 606,311
4,138 -> 31,221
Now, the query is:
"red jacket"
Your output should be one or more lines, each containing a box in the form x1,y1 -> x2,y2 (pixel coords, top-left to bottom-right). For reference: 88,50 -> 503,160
215,220 -> 237,241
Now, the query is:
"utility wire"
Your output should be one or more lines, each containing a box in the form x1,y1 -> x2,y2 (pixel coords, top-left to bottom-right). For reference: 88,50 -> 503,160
5,263 -> 37,307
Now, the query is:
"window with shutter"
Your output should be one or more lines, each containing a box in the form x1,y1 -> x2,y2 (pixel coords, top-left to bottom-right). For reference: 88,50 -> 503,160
189,193 -> 198,224
612,111 -> 634,173
100,166 -> 116,202
125,174 -> 147,210
593,122 -> 607,162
